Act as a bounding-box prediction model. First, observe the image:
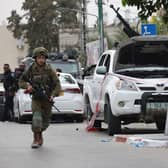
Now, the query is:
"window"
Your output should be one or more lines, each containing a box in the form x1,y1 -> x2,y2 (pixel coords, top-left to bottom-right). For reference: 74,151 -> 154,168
104,54 -> 110,72
98,54 -> 106,66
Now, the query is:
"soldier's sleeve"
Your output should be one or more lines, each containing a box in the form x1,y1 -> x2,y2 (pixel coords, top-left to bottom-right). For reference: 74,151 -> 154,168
50,68 -> 62,97
18,69 -> 31,89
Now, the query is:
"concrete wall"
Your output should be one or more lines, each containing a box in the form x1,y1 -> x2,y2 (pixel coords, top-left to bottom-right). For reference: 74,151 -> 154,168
0,25 -> 28,73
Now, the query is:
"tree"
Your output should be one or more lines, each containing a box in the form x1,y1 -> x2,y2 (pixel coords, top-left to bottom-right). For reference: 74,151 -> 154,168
7,0 -> 81,53
121,0 -> 168,23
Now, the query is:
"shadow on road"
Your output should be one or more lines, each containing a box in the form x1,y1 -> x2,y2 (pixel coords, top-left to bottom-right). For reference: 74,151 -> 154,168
96,126 -> 164,136
121,127 -> 163,134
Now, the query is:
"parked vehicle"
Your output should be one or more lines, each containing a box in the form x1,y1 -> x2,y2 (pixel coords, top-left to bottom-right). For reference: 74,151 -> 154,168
13,73 -> 84,122
83,35 -> 168,135
82,64 -> 96,79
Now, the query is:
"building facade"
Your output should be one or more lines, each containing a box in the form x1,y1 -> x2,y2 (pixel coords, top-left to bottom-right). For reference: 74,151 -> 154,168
0,25 -> 28,73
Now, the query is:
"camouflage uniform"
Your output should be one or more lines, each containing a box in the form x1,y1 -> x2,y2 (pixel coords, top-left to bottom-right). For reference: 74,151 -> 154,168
19,48 -> 61,133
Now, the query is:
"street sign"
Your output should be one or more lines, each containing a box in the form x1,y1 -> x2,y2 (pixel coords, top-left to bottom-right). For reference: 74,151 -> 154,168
141,24 -> 157,36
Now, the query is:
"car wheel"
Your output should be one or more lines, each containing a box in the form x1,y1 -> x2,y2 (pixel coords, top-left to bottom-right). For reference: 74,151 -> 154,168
18,111 -> 25,123
106,98 -> 121,136
17,102 -> 23,123
0,105 -> 5,121
75,114 -> 84,123
155,117 -> 166,131
9,109 -> 14,121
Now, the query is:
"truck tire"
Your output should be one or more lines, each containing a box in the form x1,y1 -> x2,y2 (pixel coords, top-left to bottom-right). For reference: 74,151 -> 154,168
84,96 -> 92,121
155,118 -> 166,131
106,98 -> 121,136
85,96 -> 101,128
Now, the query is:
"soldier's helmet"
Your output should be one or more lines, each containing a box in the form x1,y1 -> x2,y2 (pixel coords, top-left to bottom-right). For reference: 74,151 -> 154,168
32,47 -> 48,59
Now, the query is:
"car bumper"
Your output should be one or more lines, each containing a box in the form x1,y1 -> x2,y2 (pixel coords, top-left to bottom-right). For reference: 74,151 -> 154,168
110,91 -> 168,117
52,100 -> 83,114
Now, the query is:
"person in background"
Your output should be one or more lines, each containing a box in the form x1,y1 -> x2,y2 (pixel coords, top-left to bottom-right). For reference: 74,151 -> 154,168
19,47 -> 61,149
2,64 -> 15,121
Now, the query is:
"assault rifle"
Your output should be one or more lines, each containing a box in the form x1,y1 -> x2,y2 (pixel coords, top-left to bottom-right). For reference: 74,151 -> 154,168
25,81 -> 61,113
110,4 -> 140,37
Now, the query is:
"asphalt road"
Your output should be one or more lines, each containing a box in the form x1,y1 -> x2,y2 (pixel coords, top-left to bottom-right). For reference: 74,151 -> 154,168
0,121 -> 168,168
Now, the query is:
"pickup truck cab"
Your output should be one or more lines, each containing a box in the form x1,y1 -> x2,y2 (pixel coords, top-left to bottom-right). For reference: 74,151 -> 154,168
84,35 -> 168,135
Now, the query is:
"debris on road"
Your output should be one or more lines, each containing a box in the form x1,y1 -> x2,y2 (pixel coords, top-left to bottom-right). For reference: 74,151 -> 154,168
113,135 -> 168,148
101,139 -> 112,142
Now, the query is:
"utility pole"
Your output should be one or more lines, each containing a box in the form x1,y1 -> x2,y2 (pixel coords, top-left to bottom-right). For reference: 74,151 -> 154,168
98,0 -> 104,55
82,0 -> 87,66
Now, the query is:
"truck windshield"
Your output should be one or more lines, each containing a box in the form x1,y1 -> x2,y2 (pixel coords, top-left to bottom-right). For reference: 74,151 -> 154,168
116,42 -> 168,70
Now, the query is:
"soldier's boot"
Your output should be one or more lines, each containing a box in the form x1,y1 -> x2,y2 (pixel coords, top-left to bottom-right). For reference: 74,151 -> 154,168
31,132 -> 40,149
38,132 -> 43,146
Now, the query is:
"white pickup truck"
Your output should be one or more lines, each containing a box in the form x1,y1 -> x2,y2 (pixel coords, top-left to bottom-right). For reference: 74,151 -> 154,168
83,35 -> 168,135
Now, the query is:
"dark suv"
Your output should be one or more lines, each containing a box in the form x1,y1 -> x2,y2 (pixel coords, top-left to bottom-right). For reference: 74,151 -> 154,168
47,53 -> 82,79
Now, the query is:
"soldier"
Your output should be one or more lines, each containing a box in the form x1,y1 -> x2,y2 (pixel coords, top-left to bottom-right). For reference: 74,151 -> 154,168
19,47 -> 61,148
2,64 -> 15,121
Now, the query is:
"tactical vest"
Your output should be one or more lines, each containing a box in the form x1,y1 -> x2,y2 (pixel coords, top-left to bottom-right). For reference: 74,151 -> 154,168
28,63 -> 56,99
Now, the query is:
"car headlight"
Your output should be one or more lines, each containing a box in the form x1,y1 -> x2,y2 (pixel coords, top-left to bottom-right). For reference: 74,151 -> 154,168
116,79 -> 138,91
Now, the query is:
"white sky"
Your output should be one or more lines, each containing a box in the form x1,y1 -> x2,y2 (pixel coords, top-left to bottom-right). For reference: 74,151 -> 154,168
0,0 -> 138,27
87,0 -> 138,27
0,0 -> 24,25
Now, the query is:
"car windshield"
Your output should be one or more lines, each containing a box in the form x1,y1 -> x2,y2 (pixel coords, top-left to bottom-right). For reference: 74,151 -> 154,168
59,74 -> 76,84
49,62 -> 78,73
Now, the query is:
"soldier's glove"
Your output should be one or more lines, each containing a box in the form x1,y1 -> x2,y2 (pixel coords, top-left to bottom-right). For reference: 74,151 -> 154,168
24,88 -> 32,94
24,85 -> 33,94
49,96 -> 54,102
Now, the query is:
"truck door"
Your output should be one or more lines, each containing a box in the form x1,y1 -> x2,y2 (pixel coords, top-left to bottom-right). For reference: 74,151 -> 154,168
91,54 -> 111,109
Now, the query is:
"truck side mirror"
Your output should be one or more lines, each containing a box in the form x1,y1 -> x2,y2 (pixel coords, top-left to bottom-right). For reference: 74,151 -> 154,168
96,66 -> 107,75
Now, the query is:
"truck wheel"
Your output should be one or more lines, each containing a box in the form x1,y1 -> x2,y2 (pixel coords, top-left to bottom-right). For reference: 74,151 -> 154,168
106,99 -> 121,136
155,118 -> 166,131
85,96 -> 101,128
85,97 -> 92,121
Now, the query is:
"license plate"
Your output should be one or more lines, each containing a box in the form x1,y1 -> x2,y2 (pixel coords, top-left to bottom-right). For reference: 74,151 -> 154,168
146,102 -> 168,111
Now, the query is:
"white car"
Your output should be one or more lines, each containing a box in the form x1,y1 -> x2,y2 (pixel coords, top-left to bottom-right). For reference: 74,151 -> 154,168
13,73 -> 84,122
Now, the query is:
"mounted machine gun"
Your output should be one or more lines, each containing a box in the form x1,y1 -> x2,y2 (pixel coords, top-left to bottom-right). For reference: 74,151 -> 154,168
110,4 -> 140,37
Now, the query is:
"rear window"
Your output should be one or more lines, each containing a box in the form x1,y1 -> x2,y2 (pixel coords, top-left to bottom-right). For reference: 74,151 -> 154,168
59,75 -> 76,84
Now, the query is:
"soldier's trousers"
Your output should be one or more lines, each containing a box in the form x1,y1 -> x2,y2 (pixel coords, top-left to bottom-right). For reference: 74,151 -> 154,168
31,99 -> 52,132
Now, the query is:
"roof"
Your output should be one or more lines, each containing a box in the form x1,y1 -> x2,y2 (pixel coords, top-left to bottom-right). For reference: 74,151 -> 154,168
119,35 -> 168,49
131,35 -> 168,42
